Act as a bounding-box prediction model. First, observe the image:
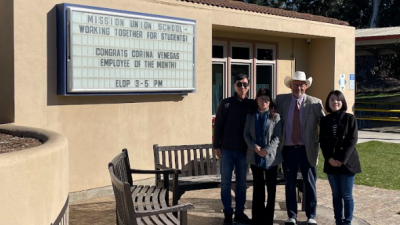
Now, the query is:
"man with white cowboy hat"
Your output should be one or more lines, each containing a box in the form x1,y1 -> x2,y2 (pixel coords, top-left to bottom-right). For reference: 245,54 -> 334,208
275,71 -> 325,225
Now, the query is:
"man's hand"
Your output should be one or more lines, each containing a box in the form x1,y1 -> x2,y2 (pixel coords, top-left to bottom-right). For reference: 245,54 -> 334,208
215,149 -> 222,159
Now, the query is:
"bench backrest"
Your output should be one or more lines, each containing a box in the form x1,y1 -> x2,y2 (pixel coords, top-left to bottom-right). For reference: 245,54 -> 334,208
110,149 -> 133,186
153,144 -> 219,176
109,161 -> 136,225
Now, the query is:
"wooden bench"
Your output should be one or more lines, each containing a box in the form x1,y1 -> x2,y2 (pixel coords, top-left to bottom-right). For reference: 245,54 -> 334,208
153,144 -> 305,210
108,149 -> 194,225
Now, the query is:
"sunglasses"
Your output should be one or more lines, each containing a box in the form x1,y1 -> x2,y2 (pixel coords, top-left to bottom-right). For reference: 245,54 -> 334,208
236,82 -> 249,88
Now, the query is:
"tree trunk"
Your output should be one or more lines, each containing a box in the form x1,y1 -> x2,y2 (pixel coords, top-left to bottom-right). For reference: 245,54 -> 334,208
369,0 -> 381,28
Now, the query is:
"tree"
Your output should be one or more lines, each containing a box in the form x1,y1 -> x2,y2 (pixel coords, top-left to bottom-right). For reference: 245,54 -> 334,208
369,0 -> 381,27
246,0 -> 400,92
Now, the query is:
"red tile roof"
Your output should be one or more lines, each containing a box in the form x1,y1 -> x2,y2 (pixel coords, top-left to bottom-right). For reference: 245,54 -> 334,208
179,0 -> 349,26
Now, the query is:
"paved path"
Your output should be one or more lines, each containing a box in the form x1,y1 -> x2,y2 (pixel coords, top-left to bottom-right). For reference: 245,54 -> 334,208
70,179 -> 400,225
358,130 -> 400,143
70,131 -> 400,225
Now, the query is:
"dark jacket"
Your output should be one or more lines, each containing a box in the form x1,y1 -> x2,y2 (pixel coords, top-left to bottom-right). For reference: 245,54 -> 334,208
213,94 -> 254,152
319,112 -> 362,174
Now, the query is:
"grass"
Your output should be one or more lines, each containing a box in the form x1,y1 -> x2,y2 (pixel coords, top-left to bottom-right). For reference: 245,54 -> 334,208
356,91 -> 400,102
317,141 -> 400,190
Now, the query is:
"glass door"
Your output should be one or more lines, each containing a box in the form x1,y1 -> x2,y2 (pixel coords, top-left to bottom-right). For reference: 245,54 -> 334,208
231,64 -> 251,98
212,63 -> 225,115
256,65 -> 273,93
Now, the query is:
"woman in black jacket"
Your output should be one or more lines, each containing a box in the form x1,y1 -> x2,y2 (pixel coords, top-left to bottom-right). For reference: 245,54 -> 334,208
319,90 -> 361,225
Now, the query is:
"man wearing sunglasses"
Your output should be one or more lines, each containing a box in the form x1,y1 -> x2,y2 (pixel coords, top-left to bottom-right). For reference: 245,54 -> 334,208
275,71 -> 325,225
213,74 -> 254,225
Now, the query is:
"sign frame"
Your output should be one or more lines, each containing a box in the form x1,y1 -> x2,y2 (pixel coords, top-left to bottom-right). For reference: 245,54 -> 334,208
56,3 -> 196,96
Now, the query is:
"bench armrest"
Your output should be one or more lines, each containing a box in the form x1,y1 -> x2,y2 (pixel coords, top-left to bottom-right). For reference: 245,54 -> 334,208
155,164 -> 182,174
130,168 -> 177,175
134,203 -> 194,217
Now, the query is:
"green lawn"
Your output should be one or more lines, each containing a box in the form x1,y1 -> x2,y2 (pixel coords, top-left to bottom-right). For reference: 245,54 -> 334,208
356,91 -> 400,103
317,141 -> 400,190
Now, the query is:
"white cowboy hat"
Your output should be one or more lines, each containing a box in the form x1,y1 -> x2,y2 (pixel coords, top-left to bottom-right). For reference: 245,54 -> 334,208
284,71 -> 313,88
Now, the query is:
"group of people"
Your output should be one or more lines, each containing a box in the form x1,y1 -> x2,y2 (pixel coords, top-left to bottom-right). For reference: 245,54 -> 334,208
213,72 -> 362,225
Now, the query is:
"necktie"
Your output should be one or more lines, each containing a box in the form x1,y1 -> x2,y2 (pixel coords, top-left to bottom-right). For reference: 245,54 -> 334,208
292,100 -> 301,145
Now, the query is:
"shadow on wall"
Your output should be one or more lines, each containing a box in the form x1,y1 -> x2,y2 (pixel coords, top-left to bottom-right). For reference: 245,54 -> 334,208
46,6 -> 185,106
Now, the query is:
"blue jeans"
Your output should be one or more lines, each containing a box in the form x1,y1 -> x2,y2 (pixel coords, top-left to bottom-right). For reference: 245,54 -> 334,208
327,174 -> 355,225
282,146 -> 317,219
220,149 -> 248,214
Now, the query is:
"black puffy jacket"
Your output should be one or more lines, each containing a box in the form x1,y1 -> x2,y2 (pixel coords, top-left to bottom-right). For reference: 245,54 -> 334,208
213,94 -> 254,152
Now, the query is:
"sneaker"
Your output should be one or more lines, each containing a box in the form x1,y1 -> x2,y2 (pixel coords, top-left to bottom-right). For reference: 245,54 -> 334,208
223,213 -> 233,225
285,218 -> 297,225
306,218 -> 317,225
234,212 -> 251,224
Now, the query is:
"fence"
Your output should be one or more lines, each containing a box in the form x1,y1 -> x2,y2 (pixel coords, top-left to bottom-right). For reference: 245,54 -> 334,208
355,102 -> 400,128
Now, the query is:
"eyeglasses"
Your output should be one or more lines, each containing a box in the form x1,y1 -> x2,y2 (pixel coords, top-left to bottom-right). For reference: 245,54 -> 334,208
257,97 -> 270,102
292,83 -> 306,88
236,82 -> 249,88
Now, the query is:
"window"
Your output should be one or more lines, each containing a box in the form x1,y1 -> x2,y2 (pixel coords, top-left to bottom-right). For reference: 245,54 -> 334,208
211,41 -> 276,115
212,63 -> 224,115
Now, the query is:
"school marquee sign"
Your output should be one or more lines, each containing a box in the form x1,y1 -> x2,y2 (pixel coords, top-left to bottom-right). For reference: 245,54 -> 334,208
57,4 -> 196,95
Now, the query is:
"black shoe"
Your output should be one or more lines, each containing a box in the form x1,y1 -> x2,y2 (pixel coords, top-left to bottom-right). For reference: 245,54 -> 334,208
223,213 -> 233,225
234,212 -> 251,224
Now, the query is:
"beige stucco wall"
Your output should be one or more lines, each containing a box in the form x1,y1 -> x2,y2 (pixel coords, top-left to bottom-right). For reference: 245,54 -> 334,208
307,38 -> 336,106
335,35 -> 356,113
6,0 -> 355,192
0,124 -> 69,225
12,0 -> 212,192
0,0 -> 15,123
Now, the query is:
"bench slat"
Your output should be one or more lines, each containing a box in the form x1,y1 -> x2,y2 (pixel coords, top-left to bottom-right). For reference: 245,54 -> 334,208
151,187 -> 171,225
162,151 -> 166,169
168,150 -> 173,169
159,188 -> 179,225
199,148 -> 205,175
144,186 -> 159,224
174,150 -> 179,170
137,186 -> 153,225
205,148 -> 211,175
186,149 -> 192,177
180,150 -> 185,176
193,149 -> 198,176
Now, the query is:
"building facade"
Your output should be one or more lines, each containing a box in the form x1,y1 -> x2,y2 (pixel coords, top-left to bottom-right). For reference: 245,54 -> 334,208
0,0 -> 355,192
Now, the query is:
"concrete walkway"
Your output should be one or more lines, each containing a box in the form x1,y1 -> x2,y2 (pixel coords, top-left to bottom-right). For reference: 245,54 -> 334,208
358,130 -> 400,143
70,130 -> 400,225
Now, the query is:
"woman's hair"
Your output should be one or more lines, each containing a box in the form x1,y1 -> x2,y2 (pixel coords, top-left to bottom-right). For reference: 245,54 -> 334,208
255,88 -> 275,109
325,90 -> 348,112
